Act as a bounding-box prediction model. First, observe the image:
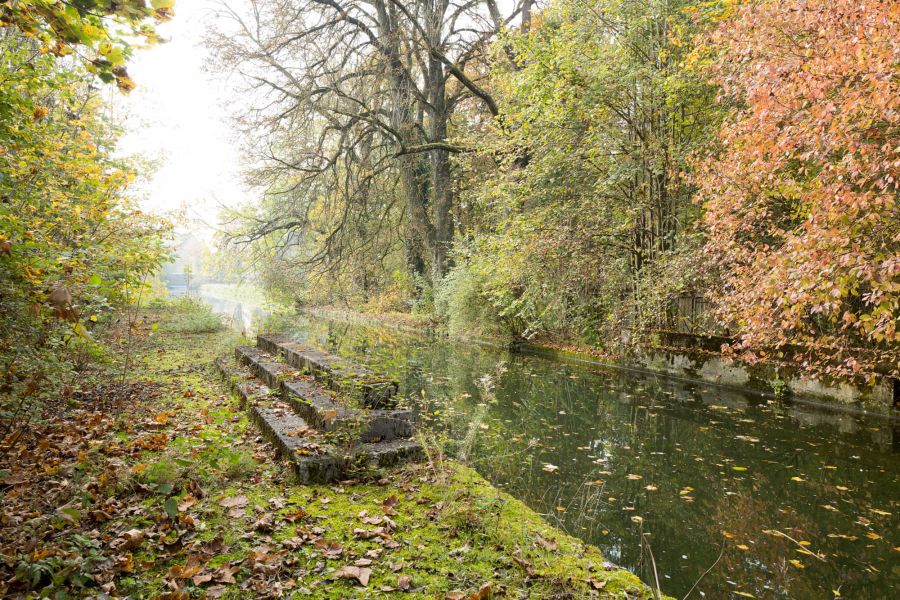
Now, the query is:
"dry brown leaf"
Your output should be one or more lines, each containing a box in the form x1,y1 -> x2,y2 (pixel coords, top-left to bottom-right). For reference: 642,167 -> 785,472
590,578 -> 607,590
332,564 -> 372,587
167,556 -> 203,580
535,534 -> 558,551
219,494 -> 248,509
314,539 -> 344,559
119,528 -> 144,551
214,565 -> 238,584
470,582 -> 493,599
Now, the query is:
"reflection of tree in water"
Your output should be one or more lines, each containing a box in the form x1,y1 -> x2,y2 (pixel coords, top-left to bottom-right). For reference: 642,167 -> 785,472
710,487 -> 814,598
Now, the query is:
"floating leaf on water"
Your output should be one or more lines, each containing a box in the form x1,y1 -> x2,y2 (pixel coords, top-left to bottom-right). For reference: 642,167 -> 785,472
789,559 -> 806,569
732,466 -> 748,472
791,477 -> 805,482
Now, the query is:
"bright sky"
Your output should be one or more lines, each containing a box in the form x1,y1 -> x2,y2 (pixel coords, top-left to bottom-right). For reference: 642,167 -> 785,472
115,1 -> 250,236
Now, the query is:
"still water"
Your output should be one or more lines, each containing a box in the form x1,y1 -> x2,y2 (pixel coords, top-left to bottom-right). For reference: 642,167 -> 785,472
195,289 -> 897,598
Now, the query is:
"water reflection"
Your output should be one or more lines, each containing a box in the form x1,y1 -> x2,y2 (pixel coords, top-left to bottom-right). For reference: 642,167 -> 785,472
274,315 -> 898,598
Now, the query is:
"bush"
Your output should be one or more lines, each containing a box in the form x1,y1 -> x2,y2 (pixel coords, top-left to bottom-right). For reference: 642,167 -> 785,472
163,299 -> 223,334
435,264 -> 506,337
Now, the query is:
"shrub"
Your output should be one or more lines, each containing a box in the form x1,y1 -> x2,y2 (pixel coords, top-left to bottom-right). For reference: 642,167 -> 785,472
163,299 -> 223,334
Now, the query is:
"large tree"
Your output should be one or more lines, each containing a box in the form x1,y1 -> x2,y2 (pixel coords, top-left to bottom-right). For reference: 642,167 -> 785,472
210,0 -> 530,298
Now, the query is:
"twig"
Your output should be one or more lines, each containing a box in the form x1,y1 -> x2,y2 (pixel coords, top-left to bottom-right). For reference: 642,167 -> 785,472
642,532 -> 663,600
682,538 -> 726,600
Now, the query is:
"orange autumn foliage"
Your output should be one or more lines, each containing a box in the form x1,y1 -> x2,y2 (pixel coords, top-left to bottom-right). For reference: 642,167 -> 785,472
695,0 -> 899,380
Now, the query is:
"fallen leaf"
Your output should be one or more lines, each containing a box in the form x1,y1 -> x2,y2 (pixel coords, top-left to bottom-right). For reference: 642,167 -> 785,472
168,556 -> 203,580
398,574 -> 412,591
315,539 -> 344,559
254,513 -> 275,532
214,565 -> 238,584
535,534 -> 558,551
219,495 -> 248,508
119,528 -> 144,551
470,581 -> 492,599
333,565 -> 371,587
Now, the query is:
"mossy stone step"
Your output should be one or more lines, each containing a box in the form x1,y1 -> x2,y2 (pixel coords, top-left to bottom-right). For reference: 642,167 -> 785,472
215,356 -> 422,483
257,334 -> 399,408
235,346 -> 414,443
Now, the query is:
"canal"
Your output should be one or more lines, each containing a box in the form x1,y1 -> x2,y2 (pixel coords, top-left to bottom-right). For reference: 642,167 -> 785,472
200,291 -> 899,598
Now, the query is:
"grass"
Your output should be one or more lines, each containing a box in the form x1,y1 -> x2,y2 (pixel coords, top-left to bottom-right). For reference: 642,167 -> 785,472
158,297 -> 225,333
0,303 -> 662,599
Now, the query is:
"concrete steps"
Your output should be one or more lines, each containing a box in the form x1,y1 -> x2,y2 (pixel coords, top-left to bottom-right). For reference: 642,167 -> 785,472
257,334 -> 399,408
215,336 -> 421,483
234,346 -> 415,443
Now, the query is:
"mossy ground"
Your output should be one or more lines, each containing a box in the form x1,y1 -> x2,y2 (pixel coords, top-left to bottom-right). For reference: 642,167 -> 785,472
1,303 -> 660,599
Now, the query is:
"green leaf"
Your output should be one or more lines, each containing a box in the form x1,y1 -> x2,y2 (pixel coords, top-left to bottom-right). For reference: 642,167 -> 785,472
164,497 -> 178,520
73,322 -> 92,340
88,274 -> 102,285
